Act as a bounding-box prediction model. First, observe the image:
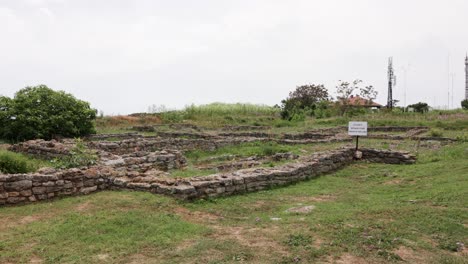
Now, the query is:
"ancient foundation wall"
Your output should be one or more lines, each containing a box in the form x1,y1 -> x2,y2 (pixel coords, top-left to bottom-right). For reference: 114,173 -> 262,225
88,138 -> 267,155
8,139 -> 74,159
112,150 -> 188,171
0,167 -> 111,206
0,148 -> 416,206
154,148 -> 416,200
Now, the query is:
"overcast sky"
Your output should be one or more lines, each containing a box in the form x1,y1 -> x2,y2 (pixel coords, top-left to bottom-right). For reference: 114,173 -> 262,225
1,0 -> 467,114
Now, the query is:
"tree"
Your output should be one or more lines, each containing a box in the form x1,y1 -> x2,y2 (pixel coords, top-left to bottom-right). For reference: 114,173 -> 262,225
335,80 -> 361,116
280,84 -> 330,120
335,80 -> 379,116
408,102 -> 429,113
359,85 -> 378,105
461,99 -> 468,110
0,85 -> 97,142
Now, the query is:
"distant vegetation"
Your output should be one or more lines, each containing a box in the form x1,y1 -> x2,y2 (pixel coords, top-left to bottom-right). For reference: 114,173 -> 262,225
462,99 -> 468,110
408,102 -> 429,113
279,80 -> 379,121
0,85 -> 97,142
146,103 -> 280,124
280,84 -> 331,121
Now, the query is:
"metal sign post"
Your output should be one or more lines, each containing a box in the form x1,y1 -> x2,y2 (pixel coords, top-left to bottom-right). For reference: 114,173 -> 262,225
348,121 -> 368,152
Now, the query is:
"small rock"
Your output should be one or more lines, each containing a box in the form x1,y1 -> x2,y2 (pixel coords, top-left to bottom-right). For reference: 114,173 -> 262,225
286,205 -> 316,214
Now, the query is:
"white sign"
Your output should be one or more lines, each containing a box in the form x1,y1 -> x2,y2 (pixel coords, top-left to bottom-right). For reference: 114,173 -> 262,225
348,121 -> 368,136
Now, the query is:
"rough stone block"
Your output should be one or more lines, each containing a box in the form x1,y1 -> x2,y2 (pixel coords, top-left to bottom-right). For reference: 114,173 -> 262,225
80,186 -> 98,194
32,187 -> 47,194
4,180 -> 32,191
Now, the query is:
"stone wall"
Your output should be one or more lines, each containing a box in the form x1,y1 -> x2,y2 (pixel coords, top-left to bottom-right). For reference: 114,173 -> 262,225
87,133 -> 143,141
156,131 -> 216,139
0,148 -> 416,206
0,167 -> 111,206
222,125 -> 271,131
218,132 -> 273,138
282,132 -> 334,140
102,150 -> 187,172
8,139 -> 75,159
88,137 -> 268,155
367,126 -> 428,132
359,148 -> 416,164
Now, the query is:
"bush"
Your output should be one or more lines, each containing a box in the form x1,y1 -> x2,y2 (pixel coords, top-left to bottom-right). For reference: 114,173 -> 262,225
461,99 -> 468,110
429,129 -> 444,138
53,139 -> 97,168
280,84 -> 330,120
0,150 -> 36,174
0,85 -> 97,142
408,102 -> 429,113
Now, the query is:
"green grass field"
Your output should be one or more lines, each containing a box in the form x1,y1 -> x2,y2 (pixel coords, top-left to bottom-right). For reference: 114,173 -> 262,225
1,140 -> 466,263
1,106 -> 467,263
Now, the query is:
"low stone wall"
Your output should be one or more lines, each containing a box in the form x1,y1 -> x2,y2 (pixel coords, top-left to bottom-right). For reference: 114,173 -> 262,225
169,123 -> 201,131
359,148 -> 416,164
8,139 -> 75,159
303,126 -> 429,134
222,125 -> 271,131
0,167 -> 111,205
367,135 -> 456,142
218,132 -> 273,138
87,133 -> 143,141
165,149 -> 355,200
89,137 -> 268,154
278,137 -> 352,145
104,150 -> 187,172
156,132 -> 216,139
282,132 -> 334,140
0,148 -> 416,206
368,126 -> 428,132
132,125 -> 156,132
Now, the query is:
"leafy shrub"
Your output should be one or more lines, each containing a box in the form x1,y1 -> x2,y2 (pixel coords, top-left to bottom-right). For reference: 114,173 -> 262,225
0,85 -> 97,142
285,234 -> 312,247
261,142 -> 289,156
408,102 -> 429,113
429,128 -> 444,138
54,139 -> 97,168
0,150 -> 38,174
280,84 -> 330,120
461,99 -> 468,110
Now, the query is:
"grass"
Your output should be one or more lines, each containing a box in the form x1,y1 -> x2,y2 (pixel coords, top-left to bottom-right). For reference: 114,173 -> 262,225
93,107 -> 468,135
185,141 -> 298,163
1,142 -> 466,263
0,150 -> 52,174
2,107 -> 467,262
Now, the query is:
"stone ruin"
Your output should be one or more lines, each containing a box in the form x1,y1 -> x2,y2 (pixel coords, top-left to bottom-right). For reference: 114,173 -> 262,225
0,125 -> 433,206
0,146 -> 416,205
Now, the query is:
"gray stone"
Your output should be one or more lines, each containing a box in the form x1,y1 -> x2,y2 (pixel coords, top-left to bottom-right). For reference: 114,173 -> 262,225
80,186 -> 97,194
4,180 -> 32,191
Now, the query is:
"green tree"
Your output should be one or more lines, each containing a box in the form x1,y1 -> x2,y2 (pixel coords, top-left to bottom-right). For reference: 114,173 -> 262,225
408,102 -> 429,113
0,85 -> 97,141
280,84 -> 330,120
336,80 -> 378,116
461,99 -> 468,110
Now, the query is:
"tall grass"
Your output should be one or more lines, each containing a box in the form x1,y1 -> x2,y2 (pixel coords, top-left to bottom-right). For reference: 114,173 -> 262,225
155,103 -> 281,126
184,103 -> 280,117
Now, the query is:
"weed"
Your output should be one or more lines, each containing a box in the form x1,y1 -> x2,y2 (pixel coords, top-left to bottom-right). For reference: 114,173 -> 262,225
53,139 -> 97,168
429,129 -> 444,137
285,234 -> 313,247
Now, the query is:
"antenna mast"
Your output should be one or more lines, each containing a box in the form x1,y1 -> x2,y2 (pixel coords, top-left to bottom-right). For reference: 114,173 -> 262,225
387,57 -> 396,108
